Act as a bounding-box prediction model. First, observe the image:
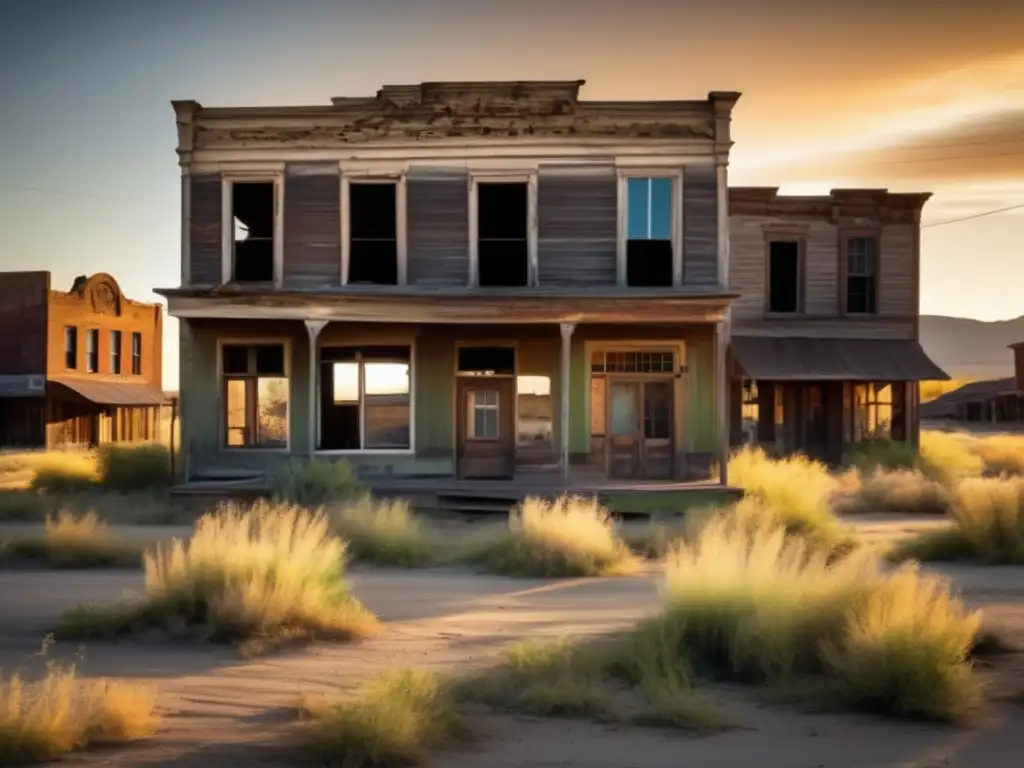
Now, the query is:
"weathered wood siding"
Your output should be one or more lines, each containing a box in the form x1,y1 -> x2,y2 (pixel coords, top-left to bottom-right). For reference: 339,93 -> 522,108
189,175 -> 222,286
406,167 -> 469,286
283,164 -> 341,288
537,165 -> 617,285
729,213 -> 916,339
682,164 -> 719,286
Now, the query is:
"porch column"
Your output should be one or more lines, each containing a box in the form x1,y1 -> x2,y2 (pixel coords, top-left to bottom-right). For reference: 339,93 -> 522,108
560,322 -> 576,480
715,320 -> 729,486
304,320 -> 328,460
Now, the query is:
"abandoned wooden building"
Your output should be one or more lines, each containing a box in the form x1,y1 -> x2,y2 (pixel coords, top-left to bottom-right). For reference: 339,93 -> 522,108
159,79 -> 947,491
921,341 -> 1024,426
0,271 -> 166,448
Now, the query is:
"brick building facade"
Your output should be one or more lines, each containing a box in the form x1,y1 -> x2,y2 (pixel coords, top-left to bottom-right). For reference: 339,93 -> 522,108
0,271 -> 166,448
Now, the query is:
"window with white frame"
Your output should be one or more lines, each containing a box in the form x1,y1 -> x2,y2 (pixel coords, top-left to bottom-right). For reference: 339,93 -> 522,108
221,343 -> 289,449
476,181 -> 530,287
625,176 -> 674,287
228,180 -> 277,283
347,181 -> 399,285
319,346 -> 412,451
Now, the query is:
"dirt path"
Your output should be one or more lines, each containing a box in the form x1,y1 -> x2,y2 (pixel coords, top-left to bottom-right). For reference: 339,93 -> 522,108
1,563 -> 1023,767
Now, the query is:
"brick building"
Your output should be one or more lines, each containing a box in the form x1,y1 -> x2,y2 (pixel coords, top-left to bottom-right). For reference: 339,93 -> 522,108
0,271 -> 166,448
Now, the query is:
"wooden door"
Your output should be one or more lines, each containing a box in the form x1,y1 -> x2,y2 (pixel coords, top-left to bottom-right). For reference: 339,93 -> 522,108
456,378 -> 515,479
641,380 -> 674,479
608,381 -> 641,479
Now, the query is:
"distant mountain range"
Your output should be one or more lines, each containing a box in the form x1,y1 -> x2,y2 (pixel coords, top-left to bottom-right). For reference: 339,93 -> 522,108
920,315 -> 1024,381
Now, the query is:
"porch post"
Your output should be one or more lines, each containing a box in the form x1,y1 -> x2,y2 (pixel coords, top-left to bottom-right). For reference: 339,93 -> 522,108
715,320 -> 729,486
560,322 -> 576,480
304,320 -> 328,460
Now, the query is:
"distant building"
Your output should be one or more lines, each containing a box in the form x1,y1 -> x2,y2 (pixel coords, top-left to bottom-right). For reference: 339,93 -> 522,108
0,271 -> 166,448
921,341 -> 1024,425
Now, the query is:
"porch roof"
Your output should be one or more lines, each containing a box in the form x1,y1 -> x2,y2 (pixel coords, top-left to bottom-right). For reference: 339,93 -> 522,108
155,285 -> 738,325
48,377 -> 167,406
730,337 -> 950,382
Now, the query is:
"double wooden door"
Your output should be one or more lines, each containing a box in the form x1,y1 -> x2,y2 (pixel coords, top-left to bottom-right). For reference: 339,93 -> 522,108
607,379 -> 673,480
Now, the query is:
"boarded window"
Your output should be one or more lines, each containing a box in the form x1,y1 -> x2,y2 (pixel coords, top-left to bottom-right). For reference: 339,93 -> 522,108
348,182 -> 398,285
626,177 -> 673,287
768,241 -> 800,313
221,343 -> 289,449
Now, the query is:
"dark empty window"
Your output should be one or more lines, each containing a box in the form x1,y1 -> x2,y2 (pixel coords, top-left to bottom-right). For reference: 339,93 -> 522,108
64,327 -> 77,370
846,236 -> 878,314
131,332 -> 142,375
232,181 -> 276,282
626,177 -> 673,287
768,241 -> 800,313
348,182 -> 398,285
457,346 -> 516,376
478,182 -> 528,287
110,330 -> 122,374
85,329 -> 99,373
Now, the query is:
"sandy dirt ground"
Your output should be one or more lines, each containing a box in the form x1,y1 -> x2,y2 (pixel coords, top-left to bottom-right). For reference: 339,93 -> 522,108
0,519 -> 1023,767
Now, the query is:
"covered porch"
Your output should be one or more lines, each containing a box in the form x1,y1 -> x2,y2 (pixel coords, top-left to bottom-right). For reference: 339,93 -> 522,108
166,287 -> 735,488
728,335 -> 949,465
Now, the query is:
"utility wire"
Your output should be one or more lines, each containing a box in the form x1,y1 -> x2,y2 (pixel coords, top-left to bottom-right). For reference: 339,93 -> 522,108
923,203 -> 1024,228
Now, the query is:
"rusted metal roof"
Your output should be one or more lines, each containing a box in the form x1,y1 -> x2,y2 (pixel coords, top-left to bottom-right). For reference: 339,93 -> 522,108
48,377 -> 167,406
730,337 -> 950,382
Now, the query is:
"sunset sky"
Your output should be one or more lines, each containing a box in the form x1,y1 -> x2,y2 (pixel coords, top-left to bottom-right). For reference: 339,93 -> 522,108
0,0 -> 1021,389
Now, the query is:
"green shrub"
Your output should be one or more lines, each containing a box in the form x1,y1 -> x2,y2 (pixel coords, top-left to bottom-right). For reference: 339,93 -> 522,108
28,453 -> 98,493
299,669 -> 464,768
459,495 -> 639,578
270,458 -> 363,507
330,496 -> 436,567
97,444 -> 170,491
54,500 -> 378,654
844,439 -> 919,473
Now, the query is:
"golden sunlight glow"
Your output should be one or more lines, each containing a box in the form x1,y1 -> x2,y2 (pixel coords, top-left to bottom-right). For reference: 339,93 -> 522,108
517,375 -> 551,396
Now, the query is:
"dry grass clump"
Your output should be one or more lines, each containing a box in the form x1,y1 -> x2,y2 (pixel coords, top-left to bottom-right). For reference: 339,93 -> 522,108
27,453 -> 99,494
969,434 -> 1024,477
299,669 -> 464,768
270,458 -> 364,507
659,511 -> 981,722
893,475 -> 1024,564
834,469 -> 953,517
459,495 -> 640,578
0,662 -> 157,765
54,501 -> 378,654
0,511 -> 143,569
919,431 -> 984,483
727,447 -> 849,549
330,497 -> 436,567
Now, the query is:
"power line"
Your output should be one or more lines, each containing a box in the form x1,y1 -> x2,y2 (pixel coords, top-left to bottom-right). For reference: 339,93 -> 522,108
923,203 -> 1024,228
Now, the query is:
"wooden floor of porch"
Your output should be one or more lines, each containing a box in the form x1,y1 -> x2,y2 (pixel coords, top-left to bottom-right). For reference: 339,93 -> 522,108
171,469 -> 739,515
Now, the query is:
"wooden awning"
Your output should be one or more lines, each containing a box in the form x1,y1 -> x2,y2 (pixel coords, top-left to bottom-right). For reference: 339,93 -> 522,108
730,337 -> 950,382
48,378 -> 167,406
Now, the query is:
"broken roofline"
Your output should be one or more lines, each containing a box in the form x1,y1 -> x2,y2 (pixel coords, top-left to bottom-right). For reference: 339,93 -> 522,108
172,80 -> 742,117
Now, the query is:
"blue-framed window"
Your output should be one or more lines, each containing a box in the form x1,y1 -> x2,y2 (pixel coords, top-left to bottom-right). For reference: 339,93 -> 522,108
627,177 -> 673,241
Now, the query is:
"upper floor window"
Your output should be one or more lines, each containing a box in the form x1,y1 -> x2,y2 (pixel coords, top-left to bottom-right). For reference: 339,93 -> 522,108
625,176 -> 674,287
347,181 -> 399,285
768,240 -> 801,313
85,329 -> 98,373
131,332 -> 142,375
230,179 -> 277,283
64,327 -> 77,370
110,330 -> 122,374
845,236 -> 878,314
476,181 -> 530,287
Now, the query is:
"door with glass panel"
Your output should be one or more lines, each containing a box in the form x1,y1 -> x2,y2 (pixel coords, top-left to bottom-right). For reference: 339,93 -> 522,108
456,378 -> 515,479
607,379 -> 674,480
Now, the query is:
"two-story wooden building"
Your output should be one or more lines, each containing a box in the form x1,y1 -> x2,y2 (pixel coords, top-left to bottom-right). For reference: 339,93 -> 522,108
0,271 -> 166,448
727,189 -> 948,464
159,80 -> 739,486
